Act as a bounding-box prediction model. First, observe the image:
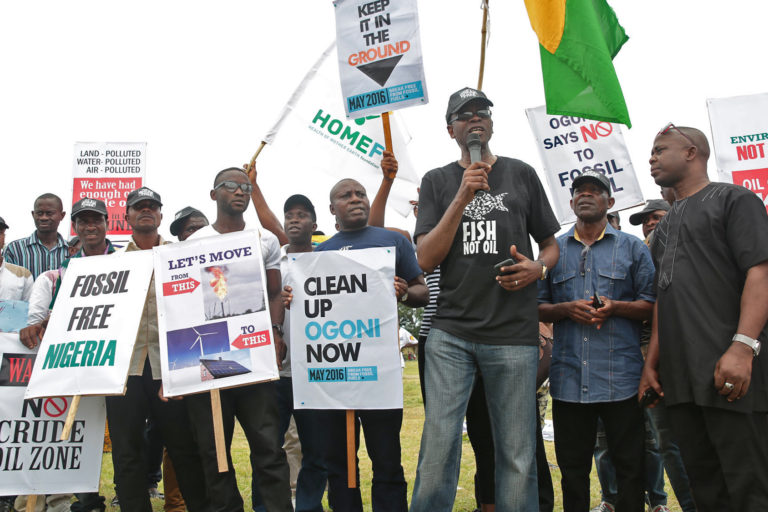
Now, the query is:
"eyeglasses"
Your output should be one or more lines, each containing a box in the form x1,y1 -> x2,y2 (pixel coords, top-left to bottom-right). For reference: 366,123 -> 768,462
658,122 -> 697,148
579,245 -> 590,276
214,181 -> 254,194
451,109 -> 492,123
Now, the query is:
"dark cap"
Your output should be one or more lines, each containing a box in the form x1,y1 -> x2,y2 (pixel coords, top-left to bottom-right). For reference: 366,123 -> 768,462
170,206 -> 208,236
71,197 -> 108,219
126,187 -> 163,208
446,87 -> 494,124
0,216 -> 8,230
67,235 -> 80,247
607,211 -> 620,222
629,199 -> 670,225
572,170 -> 612,196
284,194 -> 316,220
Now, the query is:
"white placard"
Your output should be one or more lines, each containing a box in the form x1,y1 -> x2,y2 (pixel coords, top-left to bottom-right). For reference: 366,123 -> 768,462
526,106 -> 644,224
154,230 -> 279,397
334,0 -> 428,118
707,93 -> 768,210
0,333 -> 106,494
25,251 -> 155,398
72,142 -> 147,237
288,247 -> 402,410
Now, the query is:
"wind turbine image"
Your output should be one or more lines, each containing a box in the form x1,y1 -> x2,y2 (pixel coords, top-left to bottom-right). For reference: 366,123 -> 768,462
190,327 -> 217,359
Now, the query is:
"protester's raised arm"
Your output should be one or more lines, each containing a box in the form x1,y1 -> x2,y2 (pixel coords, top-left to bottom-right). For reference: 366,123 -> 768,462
245,164 -> 289,246
369,150 -> 398,228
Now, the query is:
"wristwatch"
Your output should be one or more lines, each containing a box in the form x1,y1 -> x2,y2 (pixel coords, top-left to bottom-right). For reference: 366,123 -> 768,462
272,324 -> 284,337
733,333 -> 761,357
399,291 -> 409,303
536,259 -> 549,280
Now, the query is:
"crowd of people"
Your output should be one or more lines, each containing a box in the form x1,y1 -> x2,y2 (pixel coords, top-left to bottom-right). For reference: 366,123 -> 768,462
1,87 -> 766,512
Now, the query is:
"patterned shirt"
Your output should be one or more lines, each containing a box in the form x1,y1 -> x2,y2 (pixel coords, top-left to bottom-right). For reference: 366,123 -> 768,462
3,232 -> 69,279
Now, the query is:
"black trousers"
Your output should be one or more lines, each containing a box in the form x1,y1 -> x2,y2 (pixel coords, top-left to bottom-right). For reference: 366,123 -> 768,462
186,381 -> 292,512
105,361 -> 210,512
325,408 -> 407,512
666,402 -> 768,511
552,397 -> 645,512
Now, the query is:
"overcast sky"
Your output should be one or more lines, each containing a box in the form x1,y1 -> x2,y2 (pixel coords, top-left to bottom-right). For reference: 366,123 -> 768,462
1,0 -> 766,244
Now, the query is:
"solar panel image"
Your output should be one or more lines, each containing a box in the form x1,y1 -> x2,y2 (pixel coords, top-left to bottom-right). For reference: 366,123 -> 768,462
200,357 -> 251,379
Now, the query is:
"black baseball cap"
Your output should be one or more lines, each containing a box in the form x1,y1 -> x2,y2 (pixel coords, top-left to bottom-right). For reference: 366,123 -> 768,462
284,194 -> 316,221
71,197 -> 108,219
126,187 -> 163,208
170,206 -> 208,236
0,216 -> 8,230
629,199 -> 670,226
446,87 -> 494,124
572,170 -> 612,196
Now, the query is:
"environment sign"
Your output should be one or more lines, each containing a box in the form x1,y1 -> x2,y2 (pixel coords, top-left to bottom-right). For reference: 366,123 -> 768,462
154,230 -> 279,396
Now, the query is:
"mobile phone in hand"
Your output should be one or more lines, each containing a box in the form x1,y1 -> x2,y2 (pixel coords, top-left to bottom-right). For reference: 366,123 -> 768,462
592,293 -> 604,308
492,258 -> 517,276
640,388 -> 661,407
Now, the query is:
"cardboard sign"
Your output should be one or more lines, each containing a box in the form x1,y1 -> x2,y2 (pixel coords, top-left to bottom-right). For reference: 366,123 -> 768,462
25,251 -> 155,398
707,93 -> 768,211
71,142 -> 147,236
334,0 -> 429,118
287,247 -> 402,410
0,333 -> 105,494
154,230 -> 279,397
526,106 -> 644,224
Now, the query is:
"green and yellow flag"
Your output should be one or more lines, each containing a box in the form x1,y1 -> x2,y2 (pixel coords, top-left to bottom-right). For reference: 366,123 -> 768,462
525,0 -> 631,127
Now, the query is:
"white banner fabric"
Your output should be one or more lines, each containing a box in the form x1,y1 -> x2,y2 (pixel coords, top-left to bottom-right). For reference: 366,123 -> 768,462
0,333 -> 106,494
526,106 -> 644,224
25,252 -> 154,398
154,230 -> 279,397
707,93 -> 768,211
287,247 -> 402,410
334,0 -> 429,118
71,142 -> 147,237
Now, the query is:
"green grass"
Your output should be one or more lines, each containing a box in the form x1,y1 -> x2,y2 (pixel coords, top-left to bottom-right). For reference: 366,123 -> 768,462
97,362 -> 683,511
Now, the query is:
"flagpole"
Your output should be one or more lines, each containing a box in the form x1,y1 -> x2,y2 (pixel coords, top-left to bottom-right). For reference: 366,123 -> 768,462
346,409 -> 356,488
247,141 -> 267,173
381,112 -> 394,154
477,0 -> 489,90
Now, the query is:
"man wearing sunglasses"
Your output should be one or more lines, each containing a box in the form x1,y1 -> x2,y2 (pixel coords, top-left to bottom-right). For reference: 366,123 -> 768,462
410,87 -> 560,512
640,124 -> 768,509
183,167 -> 292,512
538,170 -> 655,512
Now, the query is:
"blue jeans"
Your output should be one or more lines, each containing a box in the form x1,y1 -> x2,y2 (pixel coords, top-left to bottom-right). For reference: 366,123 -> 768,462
410,328 -> 539,512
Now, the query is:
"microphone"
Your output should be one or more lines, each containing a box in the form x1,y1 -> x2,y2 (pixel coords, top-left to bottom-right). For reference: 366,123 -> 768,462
467,132 -> 482,164
466,132 -> 486,195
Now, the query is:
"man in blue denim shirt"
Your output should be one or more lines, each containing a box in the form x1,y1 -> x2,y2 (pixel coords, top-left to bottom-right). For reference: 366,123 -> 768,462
538,170 -> 655,512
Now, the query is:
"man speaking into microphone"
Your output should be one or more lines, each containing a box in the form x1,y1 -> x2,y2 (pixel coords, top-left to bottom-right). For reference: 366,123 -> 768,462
410,88 -> 560,511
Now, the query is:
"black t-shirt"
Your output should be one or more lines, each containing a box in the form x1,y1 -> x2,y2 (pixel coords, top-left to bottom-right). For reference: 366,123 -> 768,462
414,157 -> 560,345
651,183 -> 768,412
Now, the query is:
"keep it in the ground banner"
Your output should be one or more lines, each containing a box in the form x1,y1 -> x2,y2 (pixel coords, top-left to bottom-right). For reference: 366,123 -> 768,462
72,142 -> 146,236
287,247 -> 402,410
334,0 -> 428,118
707,93 -> 768,212
0,332 -> 106,494
154,230 -> 279,397
526,106 -> 644,224
25,251 -> 155,399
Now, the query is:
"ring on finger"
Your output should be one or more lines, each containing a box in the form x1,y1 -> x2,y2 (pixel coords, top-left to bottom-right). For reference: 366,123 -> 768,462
514,280 -> 519,286
724,382 -> 735,392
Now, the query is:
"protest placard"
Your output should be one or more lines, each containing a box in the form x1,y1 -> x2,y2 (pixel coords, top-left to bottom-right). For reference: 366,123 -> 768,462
24,251 -> 155,398
287,247 -> 402,410
154,230 -> 279,397
0,333 -> 106,494
71,142 -> 146,236
334,0 -> 428,118
0,300 -> 28,333
526,106 -> 644,224
707,93 -> 768,212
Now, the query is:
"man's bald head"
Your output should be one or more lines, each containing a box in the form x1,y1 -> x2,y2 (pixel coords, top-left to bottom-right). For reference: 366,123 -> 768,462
675,126 -> 710,161
329,178 -> 363,202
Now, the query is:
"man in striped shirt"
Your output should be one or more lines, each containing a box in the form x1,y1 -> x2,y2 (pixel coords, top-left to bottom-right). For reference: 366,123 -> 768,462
3,193 -> 68,279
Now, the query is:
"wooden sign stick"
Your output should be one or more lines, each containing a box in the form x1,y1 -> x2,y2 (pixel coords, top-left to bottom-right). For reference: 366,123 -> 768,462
346,409 -> 356,488
381,112 -> 394,154
210,389 -> 228,472
25,495 -> 37,512
59,395 -> 81,440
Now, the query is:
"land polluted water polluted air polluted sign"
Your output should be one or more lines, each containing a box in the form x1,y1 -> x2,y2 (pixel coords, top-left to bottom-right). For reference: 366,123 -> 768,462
25,251 -> 155,399
154,230 -> 279,397
287,247 -> 402,410
0,333 -> 106,494
334,0 -> 428,118
526,106 -> 644,224
71,142 -> 147,236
